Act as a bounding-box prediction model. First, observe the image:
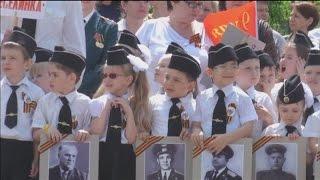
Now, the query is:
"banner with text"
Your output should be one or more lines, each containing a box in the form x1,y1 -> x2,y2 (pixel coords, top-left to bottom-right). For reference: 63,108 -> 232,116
0,1 -> 46,19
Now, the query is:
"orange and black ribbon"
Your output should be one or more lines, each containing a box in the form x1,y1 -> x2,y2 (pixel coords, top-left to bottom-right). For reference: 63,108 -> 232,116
192,136 -> 216,158
39,134 -> 68,154
252,136 -> 275,153
189,33 -> 201,48
135,136 -> 165,157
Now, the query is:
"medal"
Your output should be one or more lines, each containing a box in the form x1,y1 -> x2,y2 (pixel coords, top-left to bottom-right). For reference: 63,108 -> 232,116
95,41 -> 104,48
283,96 -> 290,103
226,103 -> 237,124
94,32 -> 104,48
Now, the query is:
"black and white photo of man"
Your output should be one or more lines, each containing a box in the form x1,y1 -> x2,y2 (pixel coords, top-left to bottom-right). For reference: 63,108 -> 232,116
204,145 -> 241,180
147,144 -> 184,180
256,144 -> 295,180
49,144 -> 87,180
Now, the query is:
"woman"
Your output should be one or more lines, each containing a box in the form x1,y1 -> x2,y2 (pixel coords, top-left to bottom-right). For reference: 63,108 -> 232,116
136,1 -> 212,94
118,1 -> 149,33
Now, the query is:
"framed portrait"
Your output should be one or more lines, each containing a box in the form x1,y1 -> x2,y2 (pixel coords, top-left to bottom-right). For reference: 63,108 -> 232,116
39,134 -> 99,180
193,138 -> 252,180
136,136 -> 193,180
253,137 -> 306,180
313,138 -> 320,179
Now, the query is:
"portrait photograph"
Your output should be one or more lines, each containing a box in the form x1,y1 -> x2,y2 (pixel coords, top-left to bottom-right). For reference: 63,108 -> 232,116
253,137 -> 306,180
201,144 -> 244,180
136,137 -> 193,180
49,141 -> 89,180
39,135 -> 99,180
193,138 -> 252,180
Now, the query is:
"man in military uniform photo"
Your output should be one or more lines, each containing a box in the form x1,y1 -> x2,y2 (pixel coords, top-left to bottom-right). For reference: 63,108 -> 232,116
256,144 -> 296,180
49,144 -> 87,180
147,144 -> 184,180
204,145 -> 242,180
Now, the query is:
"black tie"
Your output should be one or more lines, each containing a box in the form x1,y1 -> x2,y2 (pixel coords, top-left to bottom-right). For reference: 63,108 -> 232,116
285,125 -> 297,136
5,86 -> 19,129
57,97 -> 72,134
303,98 -> 318,124
168,98 -> 182,136
163,172 -> 167,180
21,18 -> 37,38
212,90 -> 227,135
106,106 -> 122,145
212,170 -> 218,180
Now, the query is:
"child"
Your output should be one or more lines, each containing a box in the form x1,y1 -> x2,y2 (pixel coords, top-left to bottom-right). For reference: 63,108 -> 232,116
154,42 -> 185,94
1,27 -> 44,180
89,45 -> 150,180
303,49 -> 320,123
191,43 -> 257,154
263,75 -> 305,137
234,43 -> 276,138
29,47 -> 53,93
271,32 -> 314,115
255,51 -> 277,97
150,49 -> 201,139
32,46 -> 90,143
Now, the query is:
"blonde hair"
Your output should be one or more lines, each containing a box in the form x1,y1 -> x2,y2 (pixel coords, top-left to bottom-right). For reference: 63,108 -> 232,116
94,63 -> 152,133
29,62 -> 49,80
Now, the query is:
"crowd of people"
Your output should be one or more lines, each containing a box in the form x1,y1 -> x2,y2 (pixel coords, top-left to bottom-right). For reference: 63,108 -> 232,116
0,1 -> 319,180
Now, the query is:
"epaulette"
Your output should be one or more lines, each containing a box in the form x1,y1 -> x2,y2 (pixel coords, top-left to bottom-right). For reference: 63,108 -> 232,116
227,170 -> 237,177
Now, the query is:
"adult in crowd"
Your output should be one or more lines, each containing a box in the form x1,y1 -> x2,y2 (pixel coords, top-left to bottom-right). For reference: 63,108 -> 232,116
149,1 -> 172,19
95,1 -> 122,22
196,1 -> 219,22
136,1 -> 212,94
20,1 -> 86,57
118,1 -> 149,33
288,2 -> 319,41
220,1 -> 280,63
79,1 -> 118,98
257,1 -> 286,58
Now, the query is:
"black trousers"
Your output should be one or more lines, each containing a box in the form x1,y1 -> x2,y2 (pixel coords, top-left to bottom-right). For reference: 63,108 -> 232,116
1,138 -> 34,180
99,142 -> 135,180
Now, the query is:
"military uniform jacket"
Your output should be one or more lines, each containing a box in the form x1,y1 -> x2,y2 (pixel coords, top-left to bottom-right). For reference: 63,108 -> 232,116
78,11 -> 118,97
147,169 -> 184,180
256,169 -> 296,180
204,167 -> 241,180
49,165 -> 87,180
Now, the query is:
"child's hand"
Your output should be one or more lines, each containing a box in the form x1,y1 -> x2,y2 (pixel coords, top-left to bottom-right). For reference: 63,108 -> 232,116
29,157 -> 39,178
191,129 -> 204,147
112,97 -> 134,119
138,131 -> 150,141
47,126 -> 62,143
288,132 -> 300,141
179,128 -> 190,141
206,134 -> 232,154
74,129 -> 90,142
255,105 -> 273,125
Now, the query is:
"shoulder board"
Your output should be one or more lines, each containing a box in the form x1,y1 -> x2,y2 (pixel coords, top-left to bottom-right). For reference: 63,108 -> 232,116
227,170 -> 237,177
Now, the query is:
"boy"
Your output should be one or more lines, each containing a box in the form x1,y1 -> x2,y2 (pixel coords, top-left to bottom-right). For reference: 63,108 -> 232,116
32,46 -> 91,143
1,27 -> 44,180
191,43 -> 257,154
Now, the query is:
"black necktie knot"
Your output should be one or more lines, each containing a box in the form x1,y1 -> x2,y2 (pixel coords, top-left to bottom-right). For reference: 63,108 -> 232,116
59,97 -> 69,105
10,85 -> 19,91
216,90 -> 225,98
314,97 -> 319,103
285,125 -> 297,135
171,98 -> 180,105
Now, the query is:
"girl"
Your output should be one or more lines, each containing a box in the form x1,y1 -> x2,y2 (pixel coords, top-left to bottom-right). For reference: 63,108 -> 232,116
89,45 -> 151,180
263,75 -> 305,137
150,50 -> 201,138
234,44 -> 276,138
29,48 -> 52,93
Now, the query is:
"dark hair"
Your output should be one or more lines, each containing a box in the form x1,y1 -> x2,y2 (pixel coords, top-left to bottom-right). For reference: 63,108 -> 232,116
218,1 -> 226,11
51,62 -> 81,83
167,1 -> 173,11
1,42 -> 30,60
293,2 -> 319,31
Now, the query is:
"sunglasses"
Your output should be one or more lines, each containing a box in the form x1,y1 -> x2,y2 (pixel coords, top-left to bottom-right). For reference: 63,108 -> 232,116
102,73 -> 126,79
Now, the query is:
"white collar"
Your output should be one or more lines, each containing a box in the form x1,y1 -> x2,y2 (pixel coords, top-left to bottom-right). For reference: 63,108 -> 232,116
279,120 -> 302,132
3,75 -> 29,88
105,92 -> 130,100
84,10 -> 95,24
315,94 -> 320,103
212,83 -> 234,97
246,86 -> 256,99
53,90 -> 78,104
161,169 -> 172,178
214,167 -> 227,177
164,92 -> 193,104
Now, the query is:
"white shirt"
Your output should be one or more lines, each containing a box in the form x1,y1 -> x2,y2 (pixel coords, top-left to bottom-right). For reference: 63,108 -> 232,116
308,28 -> 320,50
161,169 -> 172,179
246,86 -> 277,138
150,93 -> 195,136
89,93 -> 129,143
117,18 -> 126,32
83,9 -> 95,24
136,17 -> 212,94
1,76 -> 44,141
32,90 -> 91,132
271,82 -> 314,113
312,95 -> 320,112
192,84 -> 258,136
262,121 -> 304,136
303,110 -> 320,137
34,1 -> 86,57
